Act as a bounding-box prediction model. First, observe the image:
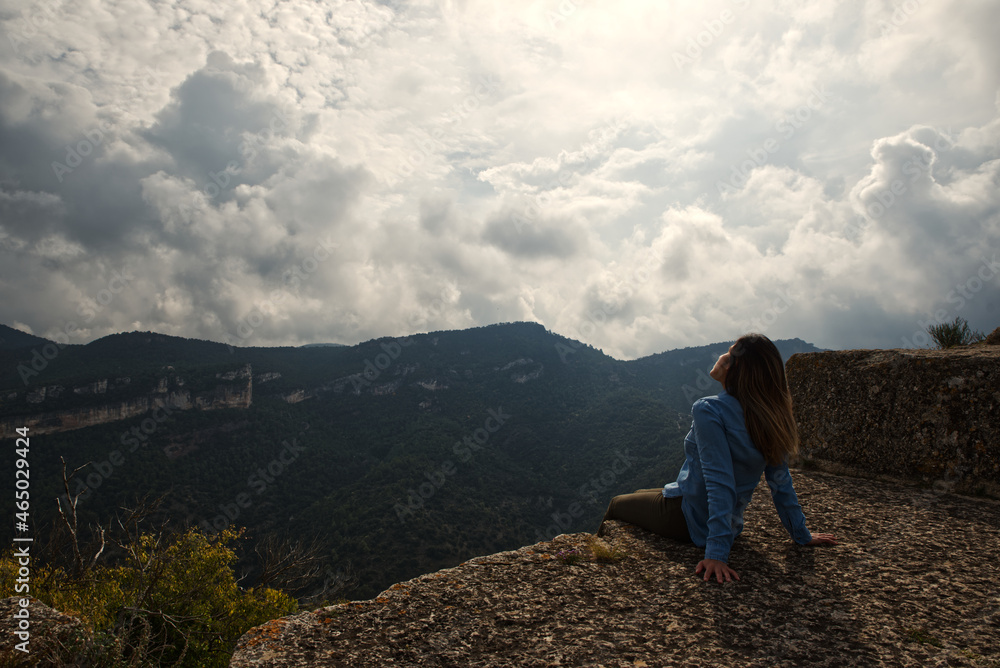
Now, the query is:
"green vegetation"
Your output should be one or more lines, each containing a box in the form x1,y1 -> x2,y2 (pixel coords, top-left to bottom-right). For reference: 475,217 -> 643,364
927,317 -> 985,349
586,536 -> 627,564
1,525 -> 295,666
555,549 -> 584,565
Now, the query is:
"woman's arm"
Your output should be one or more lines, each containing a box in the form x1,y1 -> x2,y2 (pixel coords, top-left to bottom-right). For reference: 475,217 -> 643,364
691,400 -> 740,564
764,463 -> 837,546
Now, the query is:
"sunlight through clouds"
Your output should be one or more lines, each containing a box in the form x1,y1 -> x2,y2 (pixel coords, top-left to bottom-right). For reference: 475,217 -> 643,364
0,0 -> 997,356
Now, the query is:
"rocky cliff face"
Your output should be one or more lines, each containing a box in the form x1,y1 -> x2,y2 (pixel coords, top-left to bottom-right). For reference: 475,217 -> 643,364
228,469 -> 1000,667
0,365 -> 253,439
786,344 -> 1000,498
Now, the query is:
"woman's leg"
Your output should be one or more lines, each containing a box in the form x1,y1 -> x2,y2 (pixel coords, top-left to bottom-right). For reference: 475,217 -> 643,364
598,490 -> 691,542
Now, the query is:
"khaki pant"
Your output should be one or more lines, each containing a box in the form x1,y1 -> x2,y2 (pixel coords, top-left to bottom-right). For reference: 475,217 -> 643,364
598,489 -> 692,542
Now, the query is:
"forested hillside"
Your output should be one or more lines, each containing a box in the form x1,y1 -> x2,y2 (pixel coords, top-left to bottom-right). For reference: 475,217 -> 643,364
0,322 -> 821,599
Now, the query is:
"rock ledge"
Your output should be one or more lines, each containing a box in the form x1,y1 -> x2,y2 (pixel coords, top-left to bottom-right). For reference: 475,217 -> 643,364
231,469 -> 1000,667
787,346 -> 1000,497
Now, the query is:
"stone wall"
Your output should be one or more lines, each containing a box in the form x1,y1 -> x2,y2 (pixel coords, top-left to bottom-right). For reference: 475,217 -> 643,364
786,342 -> 1000,498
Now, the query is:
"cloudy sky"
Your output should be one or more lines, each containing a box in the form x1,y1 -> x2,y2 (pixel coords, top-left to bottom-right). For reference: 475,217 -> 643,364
0,0 -> 998,359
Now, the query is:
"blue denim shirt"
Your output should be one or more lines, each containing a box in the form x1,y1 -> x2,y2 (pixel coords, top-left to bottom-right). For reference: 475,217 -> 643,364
662,390 -> 813,562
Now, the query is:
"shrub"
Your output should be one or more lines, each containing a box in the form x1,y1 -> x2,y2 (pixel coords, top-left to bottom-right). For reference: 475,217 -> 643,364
0,528 -> 296,667
927,317 -> 985,349
555,549 -> 584,565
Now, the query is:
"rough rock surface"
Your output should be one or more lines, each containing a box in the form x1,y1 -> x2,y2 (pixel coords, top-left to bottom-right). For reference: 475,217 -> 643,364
786,345 -> 1000,498
231,469 -> 1000,667
0,597 -> 90,666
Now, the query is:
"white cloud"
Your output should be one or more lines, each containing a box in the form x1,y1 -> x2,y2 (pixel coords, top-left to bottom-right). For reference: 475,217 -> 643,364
0,0 -> 998,357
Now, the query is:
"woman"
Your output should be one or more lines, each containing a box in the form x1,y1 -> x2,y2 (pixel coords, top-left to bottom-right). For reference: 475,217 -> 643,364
597,333 -> 837,583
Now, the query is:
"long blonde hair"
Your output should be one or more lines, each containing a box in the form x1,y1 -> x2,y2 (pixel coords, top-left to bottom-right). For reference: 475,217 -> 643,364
724,333 -> 799,465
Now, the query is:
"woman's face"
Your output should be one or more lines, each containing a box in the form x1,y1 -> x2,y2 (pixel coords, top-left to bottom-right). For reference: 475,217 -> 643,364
710,343 -> 736,383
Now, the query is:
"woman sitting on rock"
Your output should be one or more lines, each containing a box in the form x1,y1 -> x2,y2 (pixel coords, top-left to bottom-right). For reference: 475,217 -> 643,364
597,332 -> 837,582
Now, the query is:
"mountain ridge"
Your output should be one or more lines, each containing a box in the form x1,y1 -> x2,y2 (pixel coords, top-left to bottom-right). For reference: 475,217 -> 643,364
0,321 -> 825,602
0,323 -> 52,350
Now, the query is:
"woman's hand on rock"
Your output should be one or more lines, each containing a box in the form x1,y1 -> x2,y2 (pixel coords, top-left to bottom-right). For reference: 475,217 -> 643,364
695,559 -> 740,583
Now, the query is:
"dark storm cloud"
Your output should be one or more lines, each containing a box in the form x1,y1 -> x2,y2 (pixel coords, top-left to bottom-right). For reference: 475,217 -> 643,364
481,210 -> 581,259
142,52 -> 288,189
